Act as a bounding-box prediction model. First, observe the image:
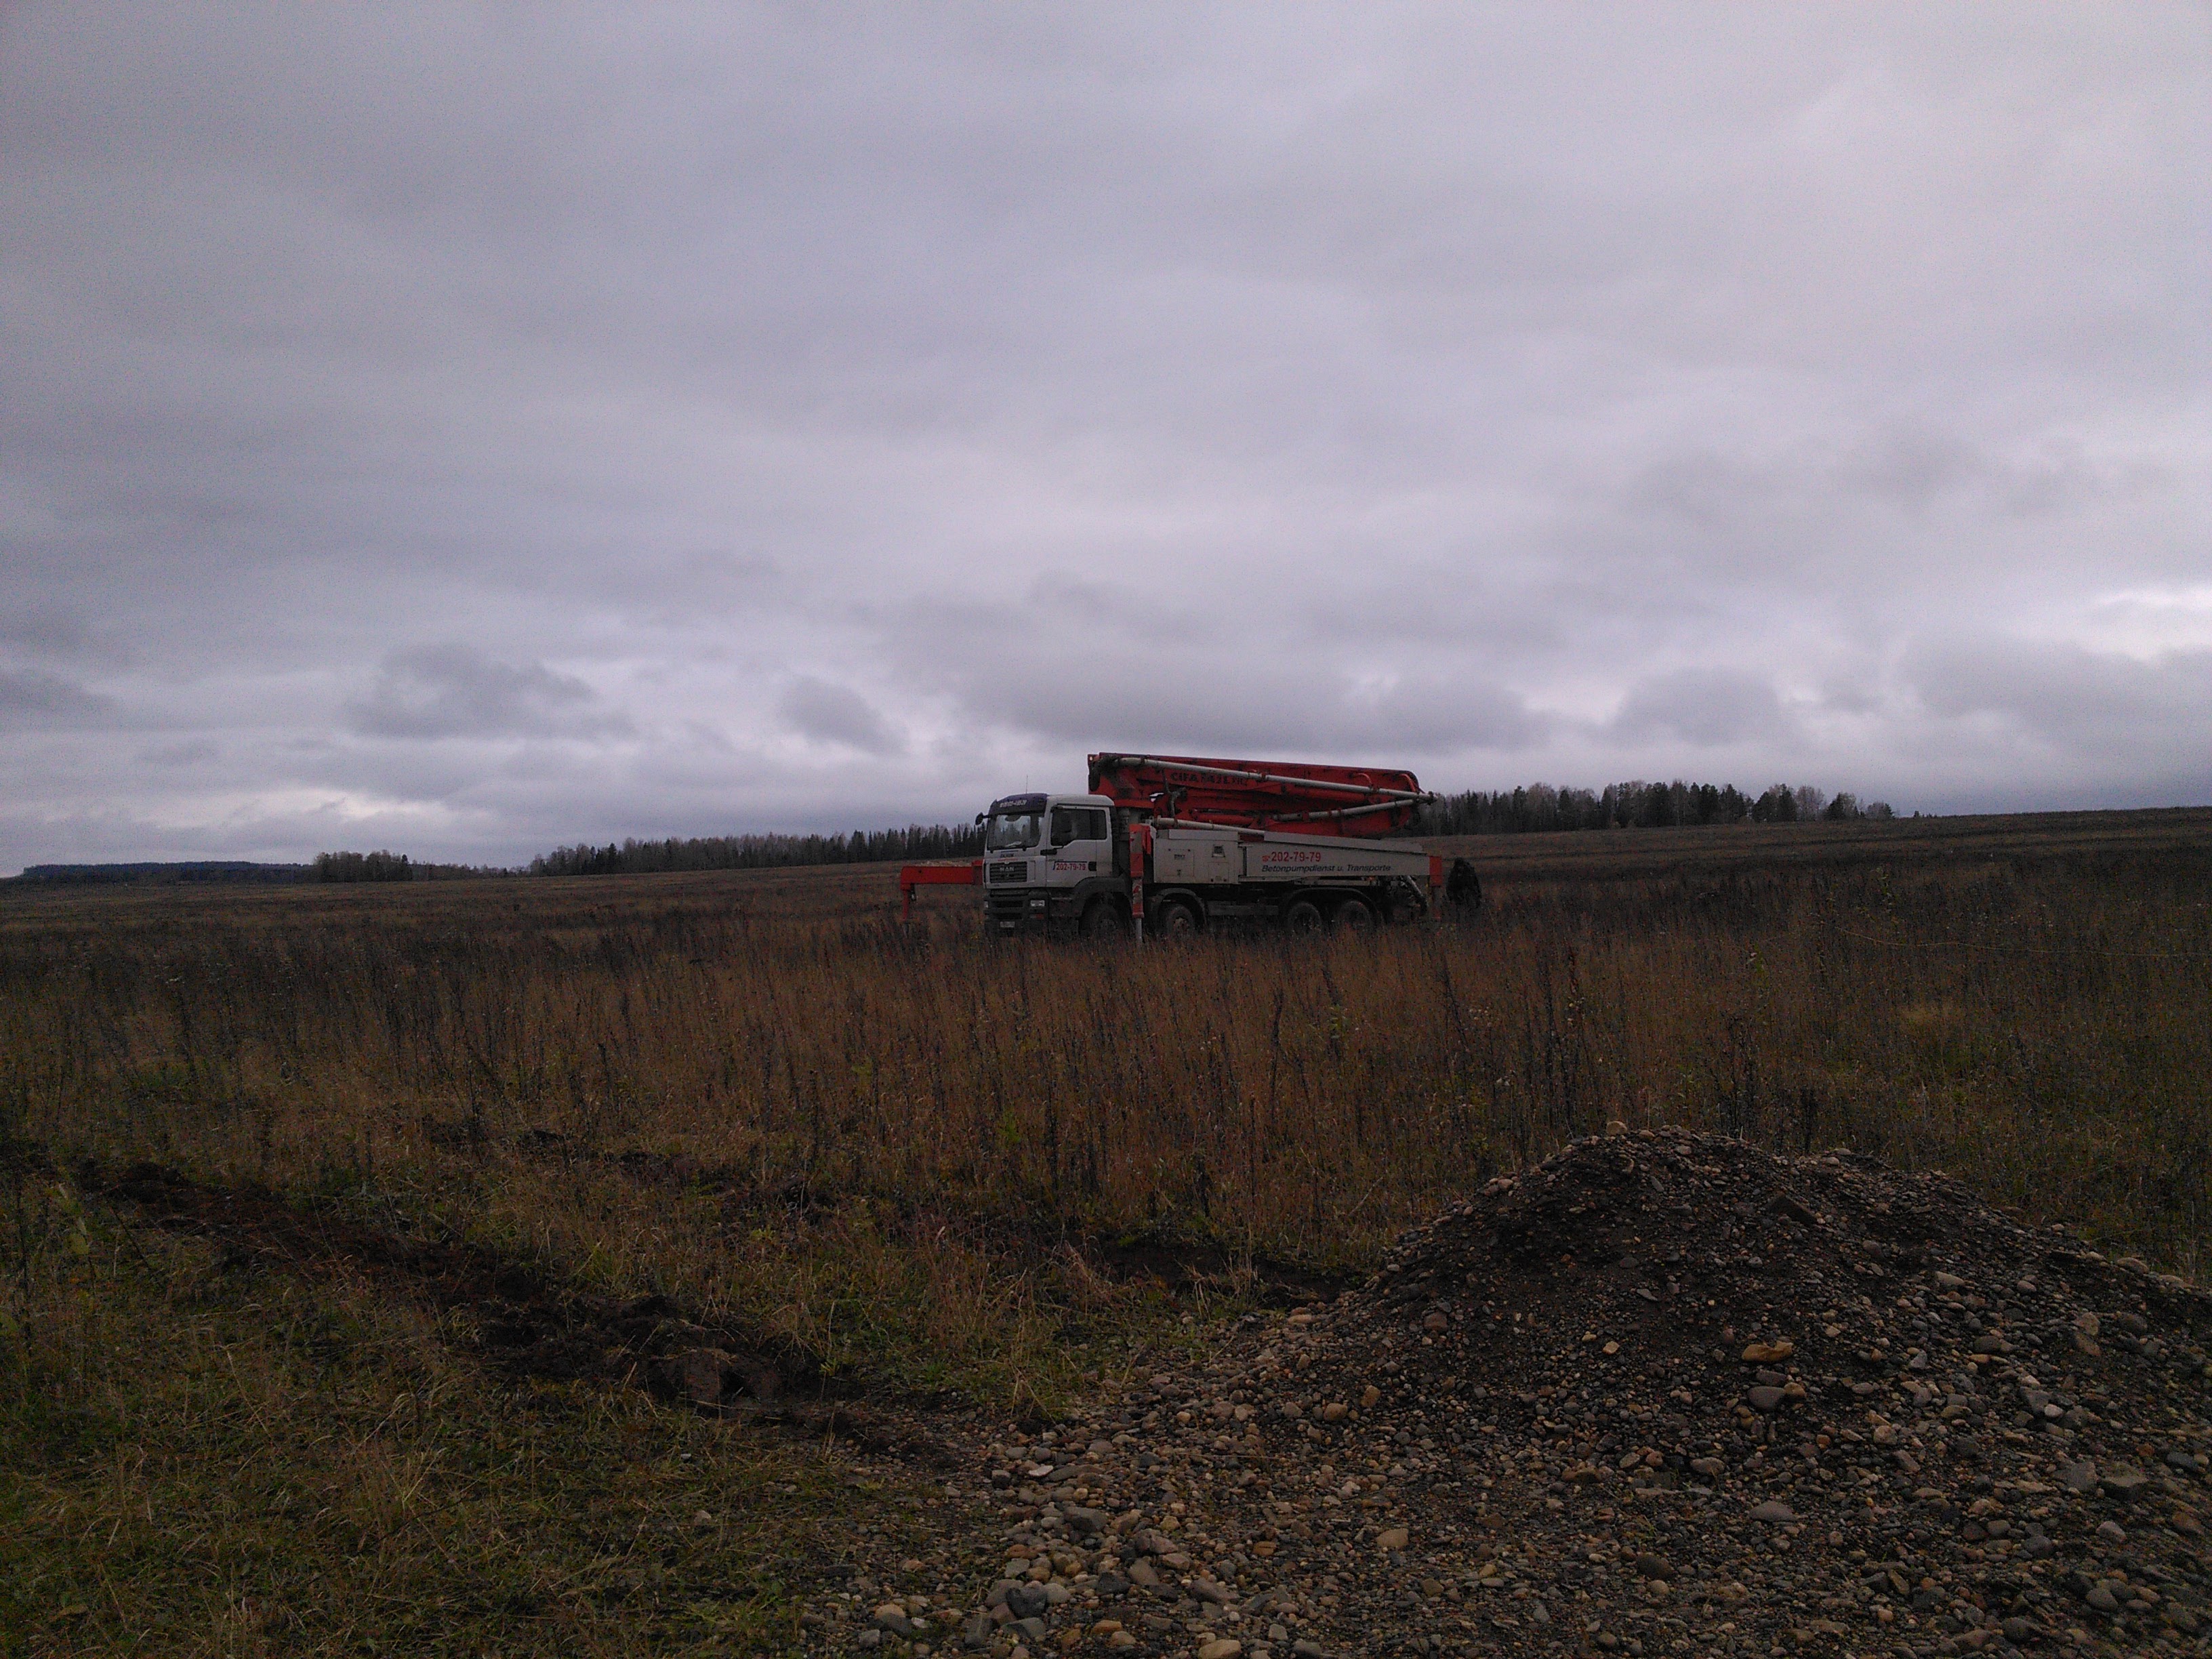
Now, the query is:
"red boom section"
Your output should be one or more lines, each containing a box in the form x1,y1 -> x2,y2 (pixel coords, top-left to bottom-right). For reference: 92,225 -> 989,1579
898,858 -> 980,920
1087,752 -> 1433,838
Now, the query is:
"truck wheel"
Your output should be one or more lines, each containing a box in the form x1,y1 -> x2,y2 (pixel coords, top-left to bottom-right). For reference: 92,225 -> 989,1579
1283,897 -> 1325,935
1080,897 -> 1128,940
1154,898 -> 1201,939
1331,895 -> 1376,933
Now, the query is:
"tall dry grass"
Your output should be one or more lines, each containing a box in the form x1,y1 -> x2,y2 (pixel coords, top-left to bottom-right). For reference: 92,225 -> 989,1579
5,841 -> 2207,1303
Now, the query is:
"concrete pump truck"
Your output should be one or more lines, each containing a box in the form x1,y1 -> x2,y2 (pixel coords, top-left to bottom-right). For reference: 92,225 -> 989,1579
898,752 -> 1481,939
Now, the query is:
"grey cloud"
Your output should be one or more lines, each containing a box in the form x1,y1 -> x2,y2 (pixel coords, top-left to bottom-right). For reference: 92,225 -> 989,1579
348,644 -> 622,741
877,591 -> 1546,758
137,738 -> 220,767
1816,676 -> 1885,716
0,605 -> 91,654
1611,669 -> 1793,747
1833,429 -> 2160,521
0,667 -> 113,728
1833,429 -> 1990,513
1620,426 -> 2144,571
1324,678 -> 1551,755
779,676 -> 903,756
1906,640 -> 2212,754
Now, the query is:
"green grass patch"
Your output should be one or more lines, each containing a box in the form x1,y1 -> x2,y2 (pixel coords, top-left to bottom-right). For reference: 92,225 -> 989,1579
0,1210 -> 916,1657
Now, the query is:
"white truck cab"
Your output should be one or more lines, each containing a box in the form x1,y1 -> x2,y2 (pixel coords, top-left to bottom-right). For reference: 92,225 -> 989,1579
981,793 -> 1124,935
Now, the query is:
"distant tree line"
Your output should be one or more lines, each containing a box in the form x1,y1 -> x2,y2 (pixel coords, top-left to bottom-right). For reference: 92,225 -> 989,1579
528,822 -> 986,878
314,850 -> 415,882
314,851 -> 508,882
1417,781 -> 1893,837
9,861 -> 311,887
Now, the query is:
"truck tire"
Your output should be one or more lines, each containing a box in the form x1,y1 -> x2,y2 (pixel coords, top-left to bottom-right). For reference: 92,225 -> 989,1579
1331,895 -> 1376,933
1080,897 -> 1128,940
1282,897 -> 1325,935
1153,897 -> 1202,939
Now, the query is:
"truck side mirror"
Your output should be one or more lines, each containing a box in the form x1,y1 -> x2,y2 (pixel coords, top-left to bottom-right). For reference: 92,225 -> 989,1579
974,813 -> 985,825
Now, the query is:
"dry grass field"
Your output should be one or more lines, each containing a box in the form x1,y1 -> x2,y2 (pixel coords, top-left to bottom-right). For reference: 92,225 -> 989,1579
1,807 -> 2207,1654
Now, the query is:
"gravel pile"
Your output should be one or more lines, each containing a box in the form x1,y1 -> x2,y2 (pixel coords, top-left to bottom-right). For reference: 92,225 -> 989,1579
807,1130 -> 2211,1658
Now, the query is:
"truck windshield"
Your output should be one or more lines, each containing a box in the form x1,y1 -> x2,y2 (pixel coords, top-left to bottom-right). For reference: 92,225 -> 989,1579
985,810 -> 1044,851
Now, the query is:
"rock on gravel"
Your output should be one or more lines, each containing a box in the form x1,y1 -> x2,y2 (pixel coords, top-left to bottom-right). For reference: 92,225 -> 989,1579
800,1130 -> 2212,1657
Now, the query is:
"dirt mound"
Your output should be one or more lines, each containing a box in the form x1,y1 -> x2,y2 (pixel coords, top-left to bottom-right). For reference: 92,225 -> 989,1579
909,1132 -> 2210,1659
1328,1129 -> 2211,1426
1247,1130 -> 2212,1653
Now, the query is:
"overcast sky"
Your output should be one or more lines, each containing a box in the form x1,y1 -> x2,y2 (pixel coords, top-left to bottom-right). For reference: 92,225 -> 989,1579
3,5 -> 2207,869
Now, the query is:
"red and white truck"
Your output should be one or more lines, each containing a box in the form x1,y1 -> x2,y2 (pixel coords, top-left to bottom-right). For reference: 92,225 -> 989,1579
899,752 -> 1481,939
